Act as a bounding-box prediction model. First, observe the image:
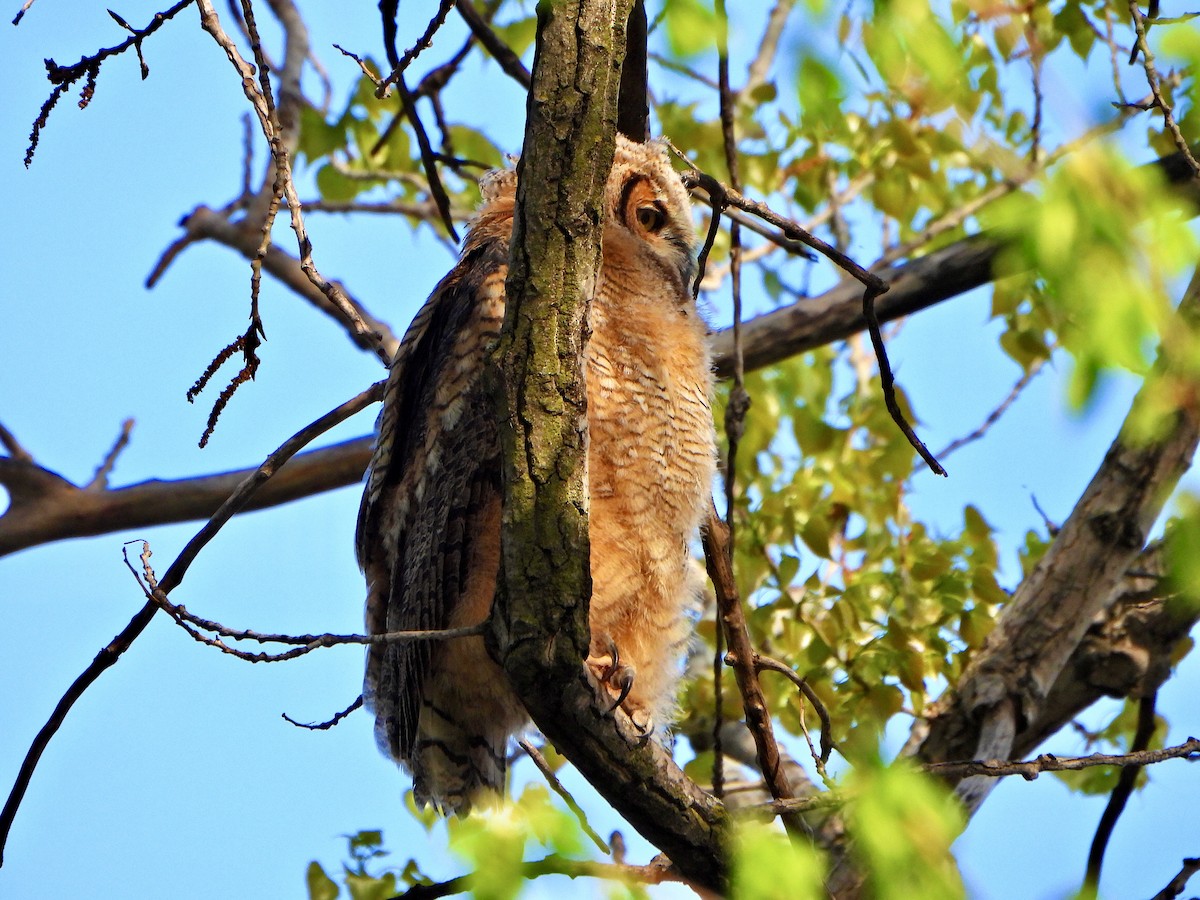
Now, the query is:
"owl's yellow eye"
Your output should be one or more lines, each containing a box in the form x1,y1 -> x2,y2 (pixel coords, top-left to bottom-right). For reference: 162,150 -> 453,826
636,203 -> 667,233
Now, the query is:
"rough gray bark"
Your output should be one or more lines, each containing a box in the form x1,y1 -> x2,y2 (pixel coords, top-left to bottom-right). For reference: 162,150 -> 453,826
918,274 -> 1200,788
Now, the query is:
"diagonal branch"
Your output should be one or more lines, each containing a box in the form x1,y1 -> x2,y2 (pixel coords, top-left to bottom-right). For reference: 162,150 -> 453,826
917,269 -> 1200,810
0,434 -> 374,558
153,205 -> 400,358
0,382 -> 380,866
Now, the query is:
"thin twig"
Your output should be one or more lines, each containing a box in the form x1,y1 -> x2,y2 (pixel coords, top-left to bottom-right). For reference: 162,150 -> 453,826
0,382 -> 380,865
518,740 -> 610,855
745,652 -> 836,774
11,0 -> 37,26
86,418 -> 134,490
1150,857 -> 1200,900
742,0 -> 795,99
711,0 -> 744,805
24,0 -> 196,166
375,0 -> 456,97
1083,692 -> 1159,895
934,354 -> 1050,461
198,0 -> 389,365
124,547 -> 487,662
282,695 -> 363,730
1128,0 -> 1200,177
924,737 -> 1200,780
671,154 -> 944,475
860,280 -> 947,475
0,422 -> 33,464
455,0 -> 532,89
701,506 -> 807,839
331,45 -> 459,242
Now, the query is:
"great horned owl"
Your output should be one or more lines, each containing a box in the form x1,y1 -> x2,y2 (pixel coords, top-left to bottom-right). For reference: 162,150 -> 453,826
356,135 -> 715,814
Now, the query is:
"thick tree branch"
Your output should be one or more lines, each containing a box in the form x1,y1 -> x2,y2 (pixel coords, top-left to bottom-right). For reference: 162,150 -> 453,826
917,271 -> 1200,811
0,435 -> 373,558
490,0 -> 727,890
711,144 -> 1200,379
152,205 -> 400,358
0,383 -> 379,865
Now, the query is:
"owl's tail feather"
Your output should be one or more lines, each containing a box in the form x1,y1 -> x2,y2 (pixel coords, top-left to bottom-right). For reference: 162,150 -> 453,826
411,700 -> 508,816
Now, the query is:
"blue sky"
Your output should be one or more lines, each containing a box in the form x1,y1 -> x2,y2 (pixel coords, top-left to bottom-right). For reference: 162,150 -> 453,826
1,4 -> 1198,899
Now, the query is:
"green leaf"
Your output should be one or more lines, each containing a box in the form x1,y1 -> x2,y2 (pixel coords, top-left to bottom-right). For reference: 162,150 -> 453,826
732,819 -> 826,899
800,516 -> 833,559
847,762 -> 966,900
661,0 -> 718,58
1053,2 -> 1095,59
306,862 -> 339,900
345,871 -> 397,900
316,164 -> 362,203
494,15 -> 537,58
298,104 -> 349,164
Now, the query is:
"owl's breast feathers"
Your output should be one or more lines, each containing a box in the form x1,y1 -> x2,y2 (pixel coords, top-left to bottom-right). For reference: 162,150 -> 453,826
358,137 -> 715,813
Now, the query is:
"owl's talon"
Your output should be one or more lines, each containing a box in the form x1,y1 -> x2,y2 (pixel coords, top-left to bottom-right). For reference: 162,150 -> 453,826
587,637 -> 637,717
608,664 -> 636,713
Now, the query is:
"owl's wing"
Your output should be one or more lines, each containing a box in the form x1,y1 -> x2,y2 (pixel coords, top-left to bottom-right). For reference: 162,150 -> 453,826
357,228 -> 510,764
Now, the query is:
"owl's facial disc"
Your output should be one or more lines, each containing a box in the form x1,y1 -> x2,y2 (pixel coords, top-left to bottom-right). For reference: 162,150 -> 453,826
617,174 -> 696,290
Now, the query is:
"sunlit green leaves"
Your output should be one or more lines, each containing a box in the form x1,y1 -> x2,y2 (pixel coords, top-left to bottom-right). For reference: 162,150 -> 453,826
660,0 -> 719,58
845,762 -> 966,900
305,831 -> 402,900
732,820 -> 826,899
448,786 -> 587,900
306,861 -> 340,900
863,0 -> 975,116
985,145 -> 1199,410
1165,495 -> 1200,619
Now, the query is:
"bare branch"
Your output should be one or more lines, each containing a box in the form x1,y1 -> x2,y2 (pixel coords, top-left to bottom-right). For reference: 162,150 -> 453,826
702,506 -> 806,838
86,418 -> 134,490
375,0 -> 456,97
935,355 -> 1050,461
11,0 -> 38,26
1150,857 -> 1200,900
1128,0 -> 1200,177
742,0 -> 794,98
153,205 -> 400,359
24,0 -> 196,165
130,561 -> 490,663
924,736 -> 1199,780
197,0 -> 390,365
455,0 -> 531,89
0,383 -> 380,862
282,695 -> 363,731
0,434 -> 374,558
